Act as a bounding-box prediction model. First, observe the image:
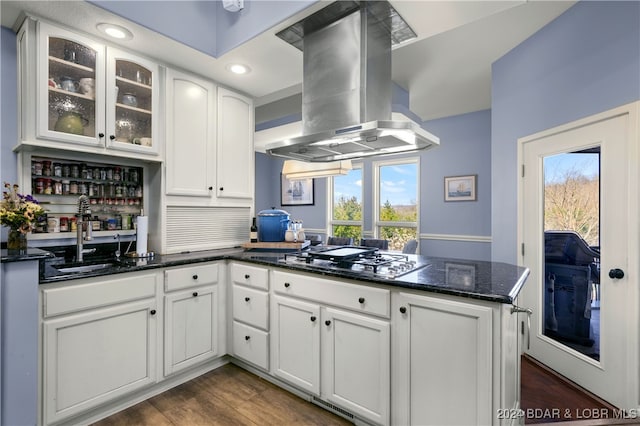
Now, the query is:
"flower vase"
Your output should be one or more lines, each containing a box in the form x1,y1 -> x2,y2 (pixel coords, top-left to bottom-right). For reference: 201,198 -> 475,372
7,229 -> 28,253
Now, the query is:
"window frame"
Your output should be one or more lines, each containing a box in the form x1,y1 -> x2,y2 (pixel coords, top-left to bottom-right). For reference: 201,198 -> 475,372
374,157 -> 420,240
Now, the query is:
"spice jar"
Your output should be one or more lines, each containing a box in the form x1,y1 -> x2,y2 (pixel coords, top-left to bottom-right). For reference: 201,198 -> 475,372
53,163 -> 62,177
62,180 -> 70,195
44,179 -> 53,194
43,161 -> 52,176
35,178 -> 45,194
71,164 -> 79,178
33,161 -> 43,176
79,182 -> 87,195
59,217 -> 69,232
69,181 -> 78,194
114,167 -> 121,181
53,180 -> 63,195
62,163 -> 71,177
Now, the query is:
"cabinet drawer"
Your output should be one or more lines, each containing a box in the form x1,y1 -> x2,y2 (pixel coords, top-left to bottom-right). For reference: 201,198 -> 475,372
272,270 -> 390,318
165,262 -> 219,291
232,285 -> 268,330
230,262 -> 268,290
232,321 -> 269,370
42,272 -> 158,318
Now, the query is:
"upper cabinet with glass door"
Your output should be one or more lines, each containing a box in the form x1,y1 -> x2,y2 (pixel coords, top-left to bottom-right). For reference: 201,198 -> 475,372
19,18 -> 160,159
106,49 -> 159,155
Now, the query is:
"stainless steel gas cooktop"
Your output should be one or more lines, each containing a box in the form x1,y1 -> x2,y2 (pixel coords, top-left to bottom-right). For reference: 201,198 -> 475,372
281,246 -> 428,279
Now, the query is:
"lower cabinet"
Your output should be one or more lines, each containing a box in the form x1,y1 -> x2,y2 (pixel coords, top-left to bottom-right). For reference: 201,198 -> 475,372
392,292 -> 494,426
164,285 -> 219,375
164,262 -> 223,376
41,272 -> 159,425
270,270 -> 391,426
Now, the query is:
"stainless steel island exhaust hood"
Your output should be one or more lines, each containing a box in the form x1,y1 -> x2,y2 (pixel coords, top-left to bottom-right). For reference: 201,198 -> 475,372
266,1 -> 439,163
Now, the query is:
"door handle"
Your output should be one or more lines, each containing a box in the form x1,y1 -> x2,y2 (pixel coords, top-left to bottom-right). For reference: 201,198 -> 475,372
608,268 -> 624,279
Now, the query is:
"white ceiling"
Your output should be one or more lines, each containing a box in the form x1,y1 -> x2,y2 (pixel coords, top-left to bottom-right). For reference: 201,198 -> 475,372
1,1 -> 575,121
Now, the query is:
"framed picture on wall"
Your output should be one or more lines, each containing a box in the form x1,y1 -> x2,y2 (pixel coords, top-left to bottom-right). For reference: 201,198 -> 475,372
444,174 -> 477,201
281,174 -> 314,206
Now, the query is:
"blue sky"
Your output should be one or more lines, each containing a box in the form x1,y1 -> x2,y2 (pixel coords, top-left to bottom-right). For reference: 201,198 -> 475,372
333,163 -> 418,206
544,152 -> 599,184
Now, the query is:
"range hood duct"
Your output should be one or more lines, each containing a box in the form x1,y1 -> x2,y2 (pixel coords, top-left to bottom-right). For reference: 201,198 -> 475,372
266,1 -> 439,164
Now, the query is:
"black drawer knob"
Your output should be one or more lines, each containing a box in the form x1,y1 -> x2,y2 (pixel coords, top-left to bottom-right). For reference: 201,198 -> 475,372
245,274 -> 250,279
358,297 -> 365,304
192,274 -> 198,280
219,187 -> 224,191
399,306 -> 407,314
244,297 -> 250,302
150,309 -> 156,315
310,316 -> 316,322
109,135 -> 115,140
609,268 -> 625,279
208,186 -> 213,190
98,132 -> 105,138
284,282 -> 290,288
325,320 -> 331,326
192,292 -> 198,297
245,335 -> 250,341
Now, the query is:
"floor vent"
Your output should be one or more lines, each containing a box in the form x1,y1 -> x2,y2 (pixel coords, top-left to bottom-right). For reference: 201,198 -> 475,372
311,396 -> 355,421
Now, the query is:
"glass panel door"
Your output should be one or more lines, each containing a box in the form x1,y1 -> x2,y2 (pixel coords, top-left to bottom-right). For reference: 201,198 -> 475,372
48,37 -> 97,139
114,60 -> 153,146
543,150 -> 600,359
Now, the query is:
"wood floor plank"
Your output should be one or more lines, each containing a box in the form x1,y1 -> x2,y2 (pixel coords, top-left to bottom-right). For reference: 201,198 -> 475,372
91,400 -> 174,426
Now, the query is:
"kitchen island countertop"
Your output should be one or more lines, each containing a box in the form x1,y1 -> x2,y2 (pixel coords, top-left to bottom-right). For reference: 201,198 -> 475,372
37,247 -> 529,304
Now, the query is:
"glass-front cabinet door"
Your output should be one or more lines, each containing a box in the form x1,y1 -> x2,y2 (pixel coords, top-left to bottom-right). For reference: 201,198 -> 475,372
106,48 -> 159,155
38,22 -> 105,146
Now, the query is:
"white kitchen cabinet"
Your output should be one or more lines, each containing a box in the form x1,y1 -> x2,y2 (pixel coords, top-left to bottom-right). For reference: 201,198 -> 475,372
271,295 -> 321,395
230,262 -> 270,370
164,262 -> 222,376
18,17 -> 160,159
391,292 -> 493,426
321,307 -> 390,425
216,87 -> 254,200
270,270 -> 391,425
165,68 -> 216,197
40,272 -> 159,425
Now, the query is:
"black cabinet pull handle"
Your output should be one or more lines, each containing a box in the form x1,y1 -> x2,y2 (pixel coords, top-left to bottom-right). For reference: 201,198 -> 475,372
399,306 -> 407,314
245,274 -> 250,279
609,268 -> 625,279
325,320 -> 331,326
192,274 -> 198,280
245,335 -> 250,341
284,282 -> 290,288
358,297 -> 365,304
150,309 -> 156,315
98,132 -> 105,138
310,316 -> 316,322
219,187 -> 224,191
193,292 -> 198,297
244,297 -> 250,302
109,135 -> 115,140
208,186 -> 213,190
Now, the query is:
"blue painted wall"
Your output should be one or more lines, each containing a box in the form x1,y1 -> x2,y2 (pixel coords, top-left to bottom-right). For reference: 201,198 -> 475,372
256,109 -> 493,260
491,0 -> 640,263
90,0 -> 317,57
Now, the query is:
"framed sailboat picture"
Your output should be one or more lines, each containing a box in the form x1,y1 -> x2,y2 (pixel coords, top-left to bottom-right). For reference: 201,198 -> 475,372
281,174 -> 315,206
444,174 -> 477,201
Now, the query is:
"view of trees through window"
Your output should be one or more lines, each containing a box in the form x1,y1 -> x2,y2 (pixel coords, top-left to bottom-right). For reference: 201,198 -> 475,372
332,167 -> 363,242
544,152 -> 600,246
378,162 -> 418,251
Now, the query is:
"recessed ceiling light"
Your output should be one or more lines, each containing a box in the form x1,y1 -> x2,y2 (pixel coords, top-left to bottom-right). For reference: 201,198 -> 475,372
97,23 -> 133,40
226,63 -> 251,75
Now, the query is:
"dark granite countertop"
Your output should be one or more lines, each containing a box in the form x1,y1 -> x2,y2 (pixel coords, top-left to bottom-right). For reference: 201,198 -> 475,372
1,248 -> 55,263
38,247 -> 529,304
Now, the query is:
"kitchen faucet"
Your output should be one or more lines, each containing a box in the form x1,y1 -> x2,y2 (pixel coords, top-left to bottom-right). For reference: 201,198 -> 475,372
76,195 -> 94,262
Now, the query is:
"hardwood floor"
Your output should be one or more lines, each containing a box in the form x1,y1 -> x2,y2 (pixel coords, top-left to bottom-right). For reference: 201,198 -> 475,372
92,363 -> 351,426
94,356 -> 639,426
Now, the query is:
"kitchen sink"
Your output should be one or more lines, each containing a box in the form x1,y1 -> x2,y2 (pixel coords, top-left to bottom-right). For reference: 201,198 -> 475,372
53,262 -> 119,274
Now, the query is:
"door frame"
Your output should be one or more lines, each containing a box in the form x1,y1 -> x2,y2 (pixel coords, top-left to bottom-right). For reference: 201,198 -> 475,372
516,101 -> 640,409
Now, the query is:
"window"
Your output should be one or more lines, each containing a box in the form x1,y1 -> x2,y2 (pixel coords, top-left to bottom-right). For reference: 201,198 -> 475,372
330,164 -> 363,241
375,159 -> 419,251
